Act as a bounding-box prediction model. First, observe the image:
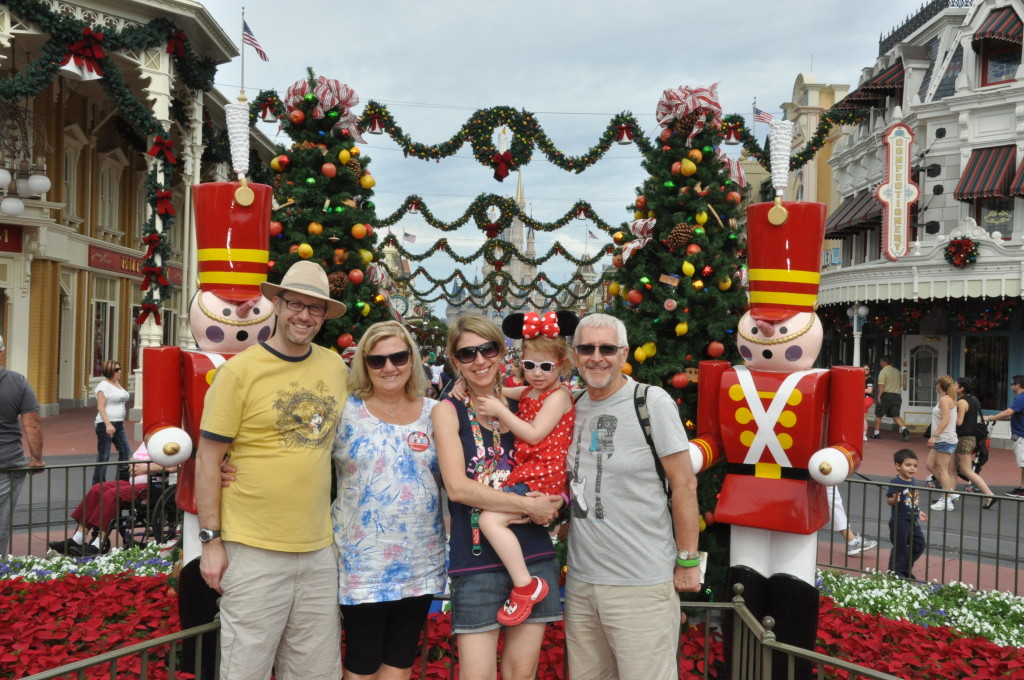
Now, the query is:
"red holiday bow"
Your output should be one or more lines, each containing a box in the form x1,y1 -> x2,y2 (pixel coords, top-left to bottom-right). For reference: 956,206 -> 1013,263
136,302 -> 162,326
166,31 -> 188,57
492,150 -> 513,182
141,232 -> 161,259
522,311 -> 560,339
141,266 -> 170,290
156,190 -> 175,215
258,99 -> 274,119
148,136 -> 177,165
617,124 -> 634,142
61,27 -> 106,77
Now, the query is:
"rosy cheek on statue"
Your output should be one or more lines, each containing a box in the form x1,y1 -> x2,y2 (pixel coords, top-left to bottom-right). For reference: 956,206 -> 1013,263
785,345 -> 803,362
739,345 -> 753,361
206,326 -> 225,343
258,326 -> 272,342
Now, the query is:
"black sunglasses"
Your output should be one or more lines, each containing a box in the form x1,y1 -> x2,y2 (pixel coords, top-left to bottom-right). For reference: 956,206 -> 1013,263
522,359 -> 558,373
454,341 -> 500,364
365,350 -> 412,370
575,344 -> 623,356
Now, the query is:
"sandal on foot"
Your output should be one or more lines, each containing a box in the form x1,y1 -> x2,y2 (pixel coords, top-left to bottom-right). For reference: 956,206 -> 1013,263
497,576 -> 549,626
983,496 -> 998,510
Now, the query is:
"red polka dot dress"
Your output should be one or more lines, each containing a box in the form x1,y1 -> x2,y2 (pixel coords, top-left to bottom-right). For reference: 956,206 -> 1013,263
504,385 -> 574,494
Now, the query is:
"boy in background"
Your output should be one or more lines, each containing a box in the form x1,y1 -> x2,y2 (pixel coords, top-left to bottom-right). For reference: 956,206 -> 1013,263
886,448 -> 927,579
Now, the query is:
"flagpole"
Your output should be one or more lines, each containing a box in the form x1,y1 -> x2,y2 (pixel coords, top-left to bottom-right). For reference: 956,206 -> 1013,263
752,96 -> 756,136
240,7 -> 246,97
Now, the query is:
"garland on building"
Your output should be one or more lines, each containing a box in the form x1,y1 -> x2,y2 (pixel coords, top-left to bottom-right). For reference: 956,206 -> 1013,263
952,298 -> 1016,331
1,0 -> 219,324
380,233 -> 611,268
722,108 -> 868,172
944,238 -> 978,268
396,265 -> 601,308
373,194 -> 618,236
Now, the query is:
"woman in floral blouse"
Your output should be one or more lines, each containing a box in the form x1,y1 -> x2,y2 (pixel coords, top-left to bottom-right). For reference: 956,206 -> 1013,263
332,320 -> 445,680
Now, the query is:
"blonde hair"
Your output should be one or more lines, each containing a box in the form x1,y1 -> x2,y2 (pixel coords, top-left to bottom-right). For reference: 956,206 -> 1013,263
446,314 -> 505,393
936,374 -> 957,401
349,321 -> 427,400
521,336 -> 574,379
99,360 -> 121,379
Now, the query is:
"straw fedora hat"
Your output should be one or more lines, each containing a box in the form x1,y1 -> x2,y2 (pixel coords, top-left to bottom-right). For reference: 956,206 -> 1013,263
260,261 -> 347,319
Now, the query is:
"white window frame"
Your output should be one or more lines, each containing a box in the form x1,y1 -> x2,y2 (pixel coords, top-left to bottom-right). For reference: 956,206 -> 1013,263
98,150 -> 129,240
91,276 -> 119,378
63,124 -> 89,221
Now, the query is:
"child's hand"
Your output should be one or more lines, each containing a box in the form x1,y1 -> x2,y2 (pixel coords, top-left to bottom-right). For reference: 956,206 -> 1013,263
919,511 -> 928,522
449,378 -> 468,402
474,394 -> 507,419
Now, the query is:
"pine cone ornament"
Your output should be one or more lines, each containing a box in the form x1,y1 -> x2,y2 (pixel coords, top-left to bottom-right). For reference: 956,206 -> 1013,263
346,159 -> 363,178
672,111 -> 700,137
328,271 -> 349,297
666,223 -> 695,251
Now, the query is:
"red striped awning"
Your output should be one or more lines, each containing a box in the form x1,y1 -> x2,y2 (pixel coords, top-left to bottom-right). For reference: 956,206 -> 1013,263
1009,158 -> 1024,196
973,7 -> 1024,51
825,192 -> 865,234
861,61 -> 905,93
825,190 -> 881,235
954,145 -> 1016,201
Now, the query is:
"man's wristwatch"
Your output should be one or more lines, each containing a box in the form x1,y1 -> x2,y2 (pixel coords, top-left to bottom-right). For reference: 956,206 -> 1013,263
676,550 -> 701,568
198,528 -> 221,543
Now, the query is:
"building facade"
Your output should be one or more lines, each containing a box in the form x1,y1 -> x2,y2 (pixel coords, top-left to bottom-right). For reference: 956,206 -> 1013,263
0,1 -> 274,415
809,0 -> 1023,438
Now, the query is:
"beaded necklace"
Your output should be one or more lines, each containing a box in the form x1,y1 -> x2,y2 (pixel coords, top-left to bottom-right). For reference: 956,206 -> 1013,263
467,398 -> 503,556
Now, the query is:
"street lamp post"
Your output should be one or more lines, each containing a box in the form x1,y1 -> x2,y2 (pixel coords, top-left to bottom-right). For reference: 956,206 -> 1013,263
847,304 -> 869,367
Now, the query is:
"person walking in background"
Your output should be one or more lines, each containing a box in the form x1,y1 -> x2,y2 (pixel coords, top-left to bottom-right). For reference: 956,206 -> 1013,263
91,359 -> 132,485
982,374 -> 1024,498
0,334 -> 44,558
954,377 -> 996,509
826,485 -> 877,556
871,356 -> 909,441
926,375 -> 960,512
886,448 -> 927,579
862,364 -> 874,441
195,261 -> 349,680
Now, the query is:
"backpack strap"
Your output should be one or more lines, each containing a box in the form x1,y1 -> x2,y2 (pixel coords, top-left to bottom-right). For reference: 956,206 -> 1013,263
633,383 -> 670,498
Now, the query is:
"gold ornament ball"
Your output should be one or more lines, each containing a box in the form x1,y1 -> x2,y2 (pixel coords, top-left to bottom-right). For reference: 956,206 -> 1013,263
692,280 -> 705,290
695,211 -> 708,225
699,516 -> 707,532
374,294 -> 385,304
608,282 -> 621,296
717,278 -> 733,291
634,347 -> 648,363
634,210 -> 644,220
680,159 -> 697,176
688,148 -> 703,163
360,174 -> 376,189
675,322 -> 689,336
642,341 -> 657,357
647,209 -> 656,218
361,302 -> 372,317
337,149 -> 351,164
681,261 -> 695,277
612,231 -> 626,245
297,243 -> 314,259
358,248 -> 374,264
621,362 -> 633,375
307,221 -> 323,235
351,223 -> 368,239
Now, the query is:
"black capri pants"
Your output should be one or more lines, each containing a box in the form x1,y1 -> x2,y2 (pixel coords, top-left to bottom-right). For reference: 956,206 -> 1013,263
341,594 -> 434,674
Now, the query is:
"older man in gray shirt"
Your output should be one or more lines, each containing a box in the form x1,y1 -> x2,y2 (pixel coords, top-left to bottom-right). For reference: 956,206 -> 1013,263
0,334 -> 45,558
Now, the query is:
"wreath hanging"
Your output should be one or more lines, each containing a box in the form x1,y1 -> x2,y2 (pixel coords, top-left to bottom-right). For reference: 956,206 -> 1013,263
944,238 -> 978,268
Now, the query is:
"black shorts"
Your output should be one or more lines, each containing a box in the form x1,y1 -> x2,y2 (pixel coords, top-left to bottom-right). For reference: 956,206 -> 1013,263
341,595 -> 434,674
875,392 -> 902,418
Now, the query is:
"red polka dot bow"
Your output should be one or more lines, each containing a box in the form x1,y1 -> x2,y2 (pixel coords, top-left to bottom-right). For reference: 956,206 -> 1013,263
522,311 -> 560,339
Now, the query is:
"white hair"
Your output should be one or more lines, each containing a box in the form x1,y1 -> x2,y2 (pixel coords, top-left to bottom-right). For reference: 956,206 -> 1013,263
573,314 -> 627,346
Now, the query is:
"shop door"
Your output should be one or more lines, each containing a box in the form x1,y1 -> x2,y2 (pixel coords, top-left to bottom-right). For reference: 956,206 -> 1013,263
900,334 -> 949,431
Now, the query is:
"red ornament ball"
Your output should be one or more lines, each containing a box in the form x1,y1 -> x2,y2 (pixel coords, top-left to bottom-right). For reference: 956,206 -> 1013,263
659,128 -> 673,142
289,109 -> 306,125
664,299 -> 677,311
686,244 -> 702,255
725,191 -> 742,205
702,266 -> 713,277
348,268 -> 364,285
269,221 -> 283,237
336,333 -> 354,349
612,254 -> 624,268
707,341 -> 725,358
671,372 -> 690,389
635,195 -> 647,210
627,289 -> 643,305
321,162 -> 337,178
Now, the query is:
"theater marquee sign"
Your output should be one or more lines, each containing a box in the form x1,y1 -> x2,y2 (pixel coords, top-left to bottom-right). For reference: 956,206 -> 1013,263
876,123 -> 920,261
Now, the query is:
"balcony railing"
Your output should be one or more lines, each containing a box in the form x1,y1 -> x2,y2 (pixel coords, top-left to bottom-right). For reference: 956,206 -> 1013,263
879,0 -> 975,56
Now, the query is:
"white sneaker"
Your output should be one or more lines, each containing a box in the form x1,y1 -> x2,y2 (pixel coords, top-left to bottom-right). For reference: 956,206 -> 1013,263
847,536 -> 877,556
863,433 -> 868,441
949,494 -> 961,503
930,498 -> 952,511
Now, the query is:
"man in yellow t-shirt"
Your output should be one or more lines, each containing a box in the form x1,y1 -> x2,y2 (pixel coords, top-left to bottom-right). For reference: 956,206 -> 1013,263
195,261 -> 349,680
871,355 -> 909,441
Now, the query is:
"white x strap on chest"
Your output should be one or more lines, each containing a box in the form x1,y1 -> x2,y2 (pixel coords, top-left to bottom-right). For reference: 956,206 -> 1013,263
735,366 -> 824,466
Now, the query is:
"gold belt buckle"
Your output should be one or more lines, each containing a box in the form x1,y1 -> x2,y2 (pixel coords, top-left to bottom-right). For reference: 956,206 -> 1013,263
754,462 -> 782,479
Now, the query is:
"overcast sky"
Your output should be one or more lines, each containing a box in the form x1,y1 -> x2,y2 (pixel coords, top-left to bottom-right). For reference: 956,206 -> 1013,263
200,0 -> 921,314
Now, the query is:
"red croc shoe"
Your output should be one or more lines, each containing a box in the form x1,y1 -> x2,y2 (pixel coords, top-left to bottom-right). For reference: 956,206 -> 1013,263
497,576 -> 549,626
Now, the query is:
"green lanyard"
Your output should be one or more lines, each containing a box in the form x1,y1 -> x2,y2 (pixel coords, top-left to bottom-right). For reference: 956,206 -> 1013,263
467,400 -> 502,556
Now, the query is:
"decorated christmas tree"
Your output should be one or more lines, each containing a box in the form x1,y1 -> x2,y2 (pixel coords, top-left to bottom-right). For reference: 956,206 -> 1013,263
258,69 -> 391,349
606,84 -> 748,598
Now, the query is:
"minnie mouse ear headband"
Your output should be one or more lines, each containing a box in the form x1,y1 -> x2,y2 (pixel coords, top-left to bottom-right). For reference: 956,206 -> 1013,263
502,311 -> 579,340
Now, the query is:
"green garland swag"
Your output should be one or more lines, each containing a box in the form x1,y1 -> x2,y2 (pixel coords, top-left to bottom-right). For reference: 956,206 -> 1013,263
723,109 -> 868,173
380,234 -> 611,269
1,0 -> 219,324
395,265 -> 603,308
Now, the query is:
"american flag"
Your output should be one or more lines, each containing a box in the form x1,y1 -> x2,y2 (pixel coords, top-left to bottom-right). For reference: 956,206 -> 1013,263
753,107 -> 774,124
587,230 -> 600,240
243,22 -> 269,61
403,232 -> 416,243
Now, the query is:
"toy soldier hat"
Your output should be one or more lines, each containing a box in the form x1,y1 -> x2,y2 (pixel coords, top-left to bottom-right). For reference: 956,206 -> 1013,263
192,182 -> 273,303
745,201 -> 827,322
261,261 -> 347,318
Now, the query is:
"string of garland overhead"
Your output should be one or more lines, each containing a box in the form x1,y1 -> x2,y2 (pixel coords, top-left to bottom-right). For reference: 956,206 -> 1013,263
374,194 -> 618,235
722,108 -> 869,172
397,266 -> 602,307
379,234 -> 611,268
2,0 -> 219,324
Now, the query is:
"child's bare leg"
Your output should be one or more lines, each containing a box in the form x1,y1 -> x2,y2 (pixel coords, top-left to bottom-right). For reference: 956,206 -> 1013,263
479,509 -> 532,587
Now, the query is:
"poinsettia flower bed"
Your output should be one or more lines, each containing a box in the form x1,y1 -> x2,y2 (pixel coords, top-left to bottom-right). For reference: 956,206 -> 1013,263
0,573 -> 185,680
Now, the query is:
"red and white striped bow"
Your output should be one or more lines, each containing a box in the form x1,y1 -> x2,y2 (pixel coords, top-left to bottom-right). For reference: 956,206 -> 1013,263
717,148 -> 746,188
620,219 -> 656,264
655,83 -> 722,144
522,311 -> 560,339
284,76 -> 365,142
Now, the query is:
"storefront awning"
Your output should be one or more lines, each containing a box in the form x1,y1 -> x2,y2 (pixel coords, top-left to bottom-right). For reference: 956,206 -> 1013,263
973,7 -> 1024,51
954,145 -> 1016,201
825,190 -> 881,235
860,61 -> 905,93
825,192 -> 863,234
1010,158 -> 1024,197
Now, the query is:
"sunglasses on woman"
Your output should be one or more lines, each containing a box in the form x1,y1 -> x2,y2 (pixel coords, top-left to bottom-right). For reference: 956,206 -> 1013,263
454,341 -> 501,364
522,359 -> 559,373
365,350 -> 412,370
